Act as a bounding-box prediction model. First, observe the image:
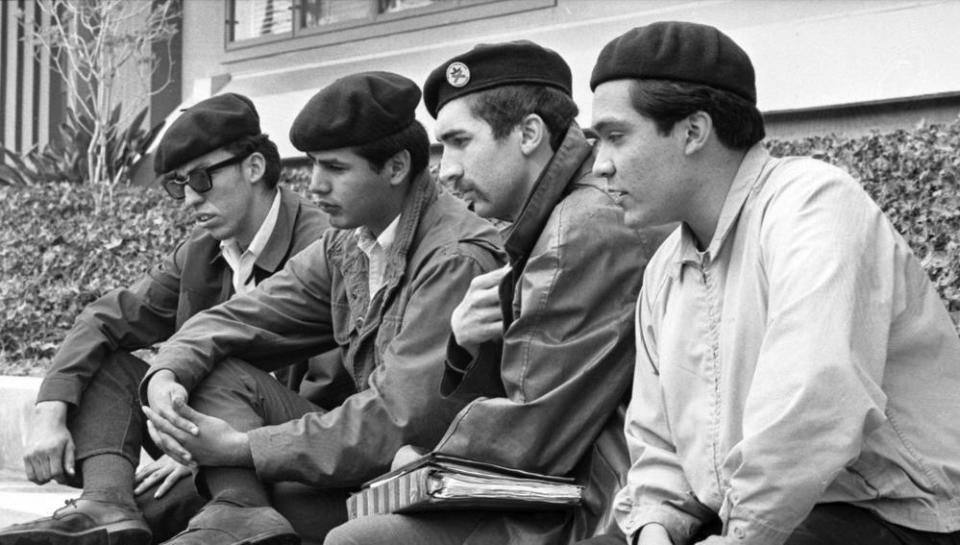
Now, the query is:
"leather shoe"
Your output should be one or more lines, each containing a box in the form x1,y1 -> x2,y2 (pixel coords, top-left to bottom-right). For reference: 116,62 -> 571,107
0,497 -> 151,545
161,493 -> 299,545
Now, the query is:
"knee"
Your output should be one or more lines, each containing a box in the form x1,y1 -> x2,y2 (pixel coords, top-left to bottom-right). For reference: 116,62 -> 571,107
324,518 -> 391,545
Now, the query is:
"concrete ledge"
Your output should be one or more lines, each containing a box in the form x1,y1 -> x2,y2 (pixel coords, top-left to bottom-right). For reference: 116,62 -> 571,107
0,377 -> 41,472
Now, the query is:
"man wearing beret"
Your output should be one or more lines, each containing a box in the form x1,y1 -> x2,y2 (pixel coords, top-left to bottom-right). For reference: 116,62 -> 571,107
138,71 -> 504,545
325,42 -> 670,545
0,93 -> 330,545
586,21 -> 960,545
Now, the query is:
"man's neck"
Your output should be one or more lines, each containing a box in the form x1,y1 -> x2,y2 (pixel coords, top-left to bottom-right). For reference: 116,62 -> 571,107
235,188 -> 279,250
684,149 -> 748,251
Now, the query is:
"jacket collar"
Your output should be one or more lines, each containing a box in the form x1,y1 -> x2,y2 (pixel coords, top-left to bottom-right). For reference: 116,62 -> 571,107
673,143 -> 771,275
502,123 -> 593,261
383,169 -> 438,283
208,185 -> 300,274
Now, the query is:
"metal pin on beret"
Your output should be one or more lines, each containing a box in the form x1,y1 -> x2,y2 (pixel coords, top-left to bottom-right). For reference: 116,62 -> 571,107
423,40 -> 573,118
154,93 -> 261,175
290,71 -> 420,152
590,21 -> 757,104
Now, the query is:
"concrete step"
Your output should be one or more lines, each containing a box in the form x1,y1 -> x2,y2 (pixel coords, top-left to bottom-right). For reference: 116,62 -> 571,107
0,377 -> 41,473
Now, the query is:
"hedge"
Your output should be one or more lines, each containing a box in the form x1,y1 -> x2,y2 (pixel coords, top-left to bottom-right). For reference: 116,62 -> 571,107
2,121 -> 959,376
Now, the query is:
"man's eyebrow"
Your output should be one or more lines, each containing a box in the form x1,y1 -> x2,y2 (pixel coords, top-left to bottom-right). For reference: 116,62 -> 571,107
591,120 -> 618,134
436,128 -> 466,142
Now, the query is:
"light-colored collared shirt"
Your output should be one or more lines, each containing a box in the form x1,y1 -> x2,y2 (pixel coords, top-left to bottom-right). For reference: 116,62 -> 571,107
220,190 -> 282,296
355,215 -> 400,300
615,145 -> 960,545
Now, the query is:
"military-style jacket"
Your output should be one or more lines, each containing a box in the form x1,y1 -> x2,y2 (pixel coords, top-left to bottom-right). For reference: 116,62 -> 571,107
142,173 -> 504,487
37,186 -> 329,406
436,124 -> 670,544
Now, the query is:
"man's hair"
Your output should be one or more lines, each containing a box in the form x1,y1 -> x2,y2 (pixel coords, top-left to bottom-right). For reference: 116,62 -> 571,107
627,79 -> 765,150
353,120 -> 430,179
223,134 -> 282,189
465,85 -> 578,151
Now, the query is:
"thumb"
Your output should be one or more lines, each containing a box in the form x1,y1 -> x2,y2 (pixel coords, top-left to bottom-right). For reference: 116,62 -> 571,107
64,437 -> 76,476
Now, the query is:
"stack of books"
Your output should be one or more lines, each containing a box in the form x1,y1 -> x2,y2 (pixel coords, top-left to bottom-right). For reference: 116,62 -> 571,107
347,453 -> 583,519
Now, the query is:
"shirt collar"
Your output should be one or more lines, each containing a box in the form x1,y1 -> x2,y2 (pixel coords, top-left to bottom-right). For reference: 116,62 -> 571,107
356,214 -> 400,256
219,189 -> 282,259
674,144 -> 771,273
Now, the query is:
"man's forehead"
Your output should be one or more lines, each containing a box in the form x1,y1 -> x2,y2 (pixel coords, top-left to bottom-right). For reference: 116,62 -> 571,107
173,147 -> 231,174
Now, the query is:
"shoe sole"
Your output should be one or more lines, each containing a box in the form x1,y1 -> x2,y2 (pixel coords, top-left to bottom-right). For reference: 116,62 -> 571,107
0,521 -> 151,545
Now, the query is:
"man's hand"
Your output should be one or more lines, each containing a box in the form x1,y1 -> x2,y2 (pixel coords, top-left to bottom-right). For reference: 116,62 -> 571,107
134,454 -> 192,499
636,524 -> 674,545
23,401 -> 74,485
451,264 -> 511,354
390,444 -> 428,471
144,370 -> 198,465
143,401 -> 252,468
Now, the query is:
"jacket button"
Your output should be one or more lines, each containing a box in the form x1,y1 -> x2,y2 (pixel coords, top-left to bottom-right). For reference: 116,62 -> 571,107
355,317 -> 364,328
732,526 -> 745,539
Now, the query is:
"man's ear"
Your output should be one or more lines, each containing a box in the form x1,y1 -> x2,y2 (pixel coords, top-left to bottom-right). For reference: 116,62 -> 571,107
518,113 -> 547,156
245,152 -> 267,185
385,149 -> 412,187
679,111 -> 712,155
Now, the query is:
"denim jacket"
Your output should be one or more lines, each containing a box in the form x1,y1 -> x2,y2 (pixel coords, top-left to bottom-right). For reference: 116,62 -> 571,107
437,124 -> 670,544
142,172 -> 504,487
616,145 -> 960,545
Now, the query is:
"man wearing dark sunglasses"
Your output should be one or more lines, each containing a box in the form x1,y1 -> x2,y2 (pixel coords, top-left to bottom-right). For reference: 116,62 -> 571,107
0,92 -> 329,545
138,71 -> 504,545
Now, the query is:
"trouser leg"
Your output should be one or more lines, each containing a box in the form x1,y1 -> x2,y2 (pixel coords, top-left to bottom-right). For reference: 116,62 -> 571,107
784,503 -> 960,545
271,482 -> 349,545
68,351 -> 150,480
324,510 -> 568,545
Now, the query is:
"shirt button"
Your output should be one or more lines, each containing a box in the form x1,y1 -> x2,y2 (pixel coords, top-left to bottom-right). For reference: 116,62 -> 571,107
355,317 -> 364,328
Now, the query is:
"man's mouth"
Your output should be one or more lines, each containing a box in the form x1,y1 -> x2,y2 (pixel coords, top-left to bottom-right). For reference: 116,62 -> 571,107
606,189 -> 627,203
194,213 -> 214,224
316,201 -> 340,214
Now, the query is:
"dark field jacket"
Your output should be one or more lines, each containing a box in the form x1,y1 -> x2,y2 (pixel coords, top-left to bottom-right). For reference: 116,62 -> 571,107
142,173 -> 505,487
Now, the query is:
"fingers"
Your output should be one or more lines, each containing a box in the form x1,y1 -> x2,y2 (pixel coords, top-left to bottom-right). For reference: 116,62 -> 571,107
470,264 -> 511,289
155,397 -> 200,437
63,438 -> 75,477
155,464 -> 190,499
144,410 -> 193,466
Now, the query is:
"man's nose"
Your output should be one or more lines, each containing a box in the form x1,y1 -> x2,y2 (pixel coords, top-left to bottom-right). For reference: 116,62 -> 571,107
308,166 -> 330,195
182,184 -> 204,208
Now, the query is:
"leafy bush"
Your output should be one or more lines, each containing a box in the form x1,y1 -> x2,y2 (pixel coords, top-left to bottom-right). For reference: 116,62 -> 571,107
1,121 -> 959,376
766,121 -> 960,326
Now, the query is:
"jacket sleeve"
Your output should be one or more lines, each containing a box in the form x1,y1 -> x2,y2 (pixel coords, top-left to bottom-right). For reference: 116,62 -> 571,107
713,169 -> 900,545
142,239 -> 338,394
614,281 -> 716,544
245,244 -> 502,487
37,240 -> 186,406
434,193 -> 655,475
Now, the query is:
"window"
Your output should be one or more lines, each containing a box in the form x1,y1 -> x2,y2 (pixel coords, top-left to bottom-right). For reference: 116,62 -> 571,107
225,0 -> 545,49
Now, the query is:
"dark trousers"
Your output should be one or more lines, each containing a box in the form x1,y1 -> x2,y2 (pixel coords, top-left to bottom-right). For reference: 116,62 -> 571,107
188,358 -> 351,545
575,503 -> 960,545
68,352 -> 348,545
67,351 -> 205,543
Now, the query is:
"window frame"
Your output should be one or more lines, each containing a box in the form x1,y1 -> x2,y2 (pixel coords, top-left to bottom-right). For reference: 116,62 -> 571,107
222,0 -> 556,60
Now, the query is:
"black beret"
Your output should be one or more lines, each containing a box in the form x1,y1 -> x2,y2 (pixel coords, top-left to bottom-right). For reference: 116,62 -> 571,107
423,40 -> 572,118
590,21 -> 756,104
290,71 -> 420,152
154,93 -> 261,175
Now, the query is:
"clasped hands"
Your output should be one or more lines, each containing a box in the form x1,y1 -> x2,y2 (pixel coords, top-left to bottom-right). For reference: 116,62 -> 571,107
142,370 -> 252,468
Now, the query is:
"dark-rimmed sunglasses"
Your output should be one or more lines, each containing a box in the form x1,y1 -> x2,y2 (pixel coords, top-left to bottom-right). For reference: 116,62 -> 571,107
161,153 -> 249,200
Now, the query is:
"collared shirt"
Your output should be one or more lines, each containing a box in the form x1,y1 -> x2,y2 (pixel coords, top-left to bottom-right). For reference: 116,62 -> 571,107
355,215 -> 399,301
220,190 -> 282,296
615,145 -> 960,545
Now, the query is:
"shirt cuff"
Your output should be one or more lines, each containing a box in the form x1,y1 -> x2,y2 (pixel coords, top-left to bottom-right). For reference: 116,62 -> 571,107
720,496 -> 793,545
36,377 -> 83,406
620,504 -> 705,545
